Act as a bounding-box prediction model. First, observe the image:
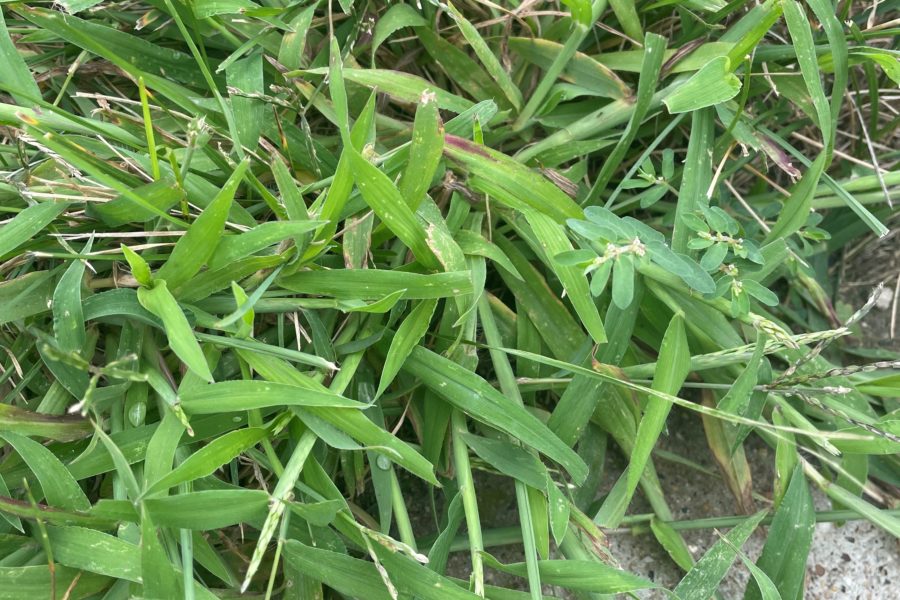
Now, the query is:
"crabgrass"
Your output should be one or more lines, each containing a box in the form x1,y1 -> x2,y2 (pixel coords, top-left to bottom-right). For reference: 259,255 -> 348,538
0,1 -> 899,598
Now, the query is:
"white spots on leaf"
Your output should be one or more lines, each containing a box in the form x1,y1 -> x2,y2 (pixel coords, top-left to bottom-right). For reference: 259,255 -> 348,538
420,89 -> 437,105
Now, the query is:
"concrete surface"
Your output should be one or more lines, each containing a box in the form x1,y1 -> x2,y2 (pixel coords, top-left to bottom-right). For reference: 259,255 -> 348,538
605,409 -> 899,599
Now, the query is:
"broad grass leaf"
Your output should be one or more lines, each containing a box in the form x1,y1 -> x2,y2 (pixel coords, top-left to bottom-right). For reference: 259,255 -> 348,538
139,505 -> 182,598
93,424 -> 142,502
455,230 -> 522,279
673,510 -> 767,598
0,474 -> 23,530
277,3 -> 316,70
722,1 -> 782,66
607,0 -> 642,42
417,28 -> 509,107
595,42 -> 732,73
376,298 -> 437,399
663,56 -> 741,113
671,109 -> 714,253
372,4 -> 426,57
207,220 -> 322,269
480,552 -> 658,594
0,271 -> 55,325
47,526 -> 141,582
525,211 -> 606,343
0,202 -> 68,259
718,334 -> 766,415
447,3 -> 523,111
144,490 -> 269,530
0,431 -> 90,511
651,518 -> 695,571
197,332 -> 336,370
191,0 -> 259,18
179,381 -> 363,413
328,37 -> 349,138
587,33 -> 666,200
507,37 -> 630,99
288,499 -> 344,528
52,238 -> 90,354
547,285 -> 642,448
700,395 -> 755,513
0,565 -> 110,599
444,135 -> 584,222
240,351 -> 438,484
546,479 -> 569,546
225,52 -> 264,151
745,465 -> 812,600
781,0 -> 835,156
305,89 -> 375,254
83,288 -> 156,326
12,413 -> 253,485
460,433 -> 549,490
284,540 -> 477,599
402,346 -> 588,484
156,159 -> 249,291
142,410 -> 185,489
840,48 -> 900,84
807,466 -> 900,537
428,493 -> 466,573
192,530 -> 239,586
87,178 -> 183,226
494,235 -> 585,360
348,149 -> 441,270
289,67 -> 475,113
24,129 -> 186,226
178,255 -> 285,304
560,0 -> 593,27
596,314 -> 689,527
399,93 -> 444,210
0,11 -> 39,105
143,428 -> 269,496
280,269 -> 473,299
738,551 -> 782,600
137,281 -> 213,382
16,6 -> 205,88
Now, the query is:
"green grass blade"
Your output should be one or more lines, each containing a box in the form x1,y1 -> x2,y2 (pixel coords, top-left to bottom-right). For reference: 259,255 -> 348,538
179,381 -> 363,413
0,202 -> 68,259
156,160 -> 249,291
137,281 -> 214,382
746,464 -> 813,600
480,552 -> 659,594
674,511 -> 767,598
0,432 -> 91,511
526,211 -> 606,343
670,109 -> 713,253
586,33 -> 666,203
0,11 -> 40,105
143,428 -> 269,497
348,149 -> 441,271
51,238 -> 90,354
376,299 -> 437,399
402,345 -> 588,484
279,269 -> 473,299
447,3 -> 523,112
399,94 -> 444,210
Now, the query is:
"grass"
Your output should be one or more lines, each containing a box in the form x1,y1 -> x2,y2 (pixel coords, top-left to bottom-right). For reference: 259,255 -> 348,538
0,0 -> 898,598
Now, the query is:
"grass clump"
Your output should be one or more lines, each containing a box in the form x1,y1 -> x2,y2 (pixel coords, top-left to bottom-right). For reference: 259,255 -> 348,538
0,1 -> 898,598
